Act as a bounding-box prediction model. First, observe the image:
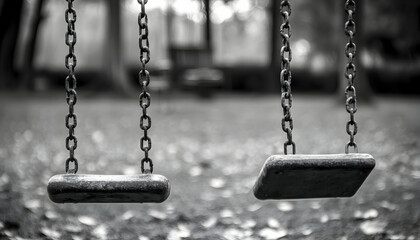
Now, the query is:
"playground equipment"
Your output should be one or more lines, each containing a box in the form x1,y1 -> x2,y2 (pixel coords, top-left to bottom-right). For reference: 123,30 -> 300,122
47,0 -> 170,203
253,0 -> 375,200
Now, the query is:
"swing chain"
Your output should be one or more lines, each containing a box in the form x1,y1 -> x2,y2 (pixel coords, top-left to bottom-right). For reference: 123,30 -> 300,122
65,0 -> 78,173
280,0 -> 295,155
138,0 -> 153,173
344,0 -> 358,154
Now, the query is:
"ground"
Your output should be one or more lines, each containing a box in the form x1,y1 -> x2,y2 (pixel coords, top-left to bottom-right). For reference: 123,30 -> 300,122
0,92 -> 419,240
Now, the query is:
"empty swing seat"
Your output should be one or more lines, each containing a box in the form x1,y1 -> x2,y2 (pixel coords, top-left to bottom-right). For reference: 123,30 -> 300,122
47,174 -> 170,203
253,153 -> 375,200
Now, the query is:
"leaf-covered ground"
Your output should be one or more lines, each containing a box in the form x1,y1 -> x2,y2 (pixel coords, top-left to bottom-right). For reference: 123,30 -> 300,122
0,93 -> 419,239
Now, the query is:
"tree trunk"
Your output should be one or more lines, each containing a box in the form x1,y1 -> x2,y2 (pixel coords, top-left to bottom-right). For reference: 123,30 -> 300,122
203,0 -> 212,53
0,0 -> 24,89
105,0 -> 133,96
20,0 -> 45,90
268,0 -> 281,92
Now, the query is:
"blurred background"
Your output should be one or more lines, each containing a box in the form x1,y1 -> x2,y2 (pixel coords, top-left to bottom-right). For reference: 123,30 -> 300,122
1,0 -> 420,239
2,0 -> 420,95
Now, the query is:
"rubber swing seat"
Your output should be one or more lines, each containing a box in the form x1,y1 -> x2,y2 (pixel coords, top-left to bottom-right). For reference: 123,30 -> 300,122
47,174 -> 170,203
253,153 -> 375,200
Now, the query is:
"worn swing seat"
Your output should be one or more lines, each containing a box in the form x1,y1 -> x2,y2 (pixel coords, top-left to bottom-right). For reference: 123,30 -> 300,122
253,153 -> 375,200
47,174 -> 170,203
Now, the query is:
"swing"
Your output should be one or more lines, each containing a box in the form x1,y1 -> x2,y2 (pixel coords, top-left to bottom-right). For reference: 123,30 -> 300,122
253,0 -> 375,200
47,0 -> 170,203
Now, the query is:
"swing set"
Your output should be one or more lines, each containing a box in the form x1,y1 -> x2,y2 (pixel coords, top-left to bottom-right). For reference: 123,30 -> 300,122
47,0 -> 170,203
253,0 -> 375,200
47,0 -> 374,204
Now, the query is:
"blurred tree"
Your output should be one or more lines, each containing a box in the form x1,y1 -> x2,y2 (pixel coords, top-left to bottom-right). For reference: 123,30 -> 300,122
269,0 -> 280,92
0,0 -> 24,89
20,0 -> 45,90
204,0 -> 212,52
106,0 -> 133,95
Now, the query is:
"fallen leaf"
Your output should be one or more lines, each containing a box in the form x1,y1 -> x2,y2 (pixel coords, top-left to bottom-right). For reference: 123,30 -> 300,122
148,209 -> 167,220
92,224 -> 108,240
167,224 -> 191,240
78,216 -> 97,226
240,219 -> 256,229
209,178 -> 226,189
201,217 -> 217,229
220,209 -> 234,218
277,202 -> 294,212
247,203 -> 262,212
24,199 -> 41,212
360,220 -> 386,235
267,218 -> 280,228
40,227 -> 61,239
258,228 -> 287,240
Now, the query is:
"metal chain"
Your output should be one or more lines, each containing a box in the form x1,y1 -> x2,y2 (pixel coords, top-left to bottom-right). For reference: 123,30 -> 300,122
138,0 -> 153,173
344,0 -> 358,154
64,0 -> 78,173
280,0 -> 295,155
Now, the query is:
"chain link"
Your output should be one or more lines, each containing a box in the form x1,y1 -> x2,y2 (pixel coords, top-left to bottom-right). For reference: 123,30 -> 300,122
64,0 -> 78,173
138,0 -> 153,173
344,0 -> 358,153
280,0 -> 295,155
